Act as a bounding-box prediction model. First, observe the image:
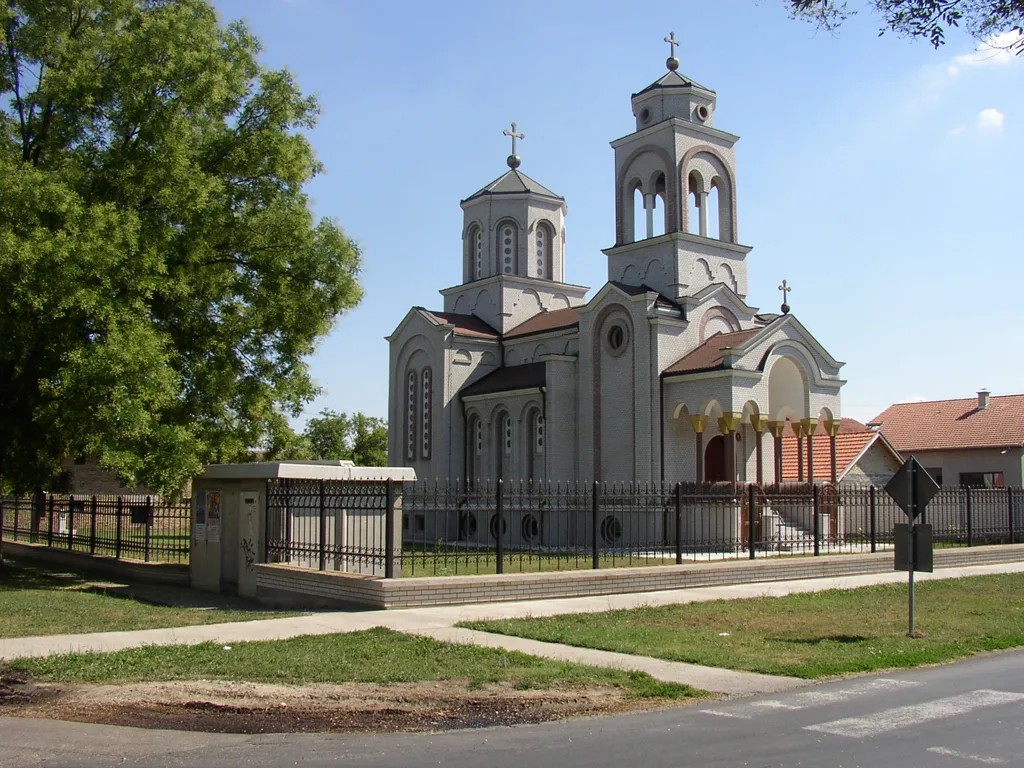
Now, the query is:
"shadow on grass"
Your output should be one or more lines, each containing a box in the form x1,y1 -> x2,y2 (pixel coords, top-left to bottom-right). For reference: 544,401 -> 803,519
772,635 -> 870,645
0,562 -> 87,591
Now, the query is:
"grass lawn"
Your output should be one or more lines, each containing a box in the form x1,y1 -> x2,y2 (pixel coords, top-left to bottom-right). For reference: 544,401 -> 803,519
9,627 -> 704,700
462,573 -> 1024,679
0,562 -> 299,638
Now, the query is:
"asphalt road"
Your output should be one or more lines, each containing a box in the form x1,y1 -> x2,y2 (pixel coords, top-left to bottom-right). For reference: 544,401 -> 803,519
4,650 -> 1024,767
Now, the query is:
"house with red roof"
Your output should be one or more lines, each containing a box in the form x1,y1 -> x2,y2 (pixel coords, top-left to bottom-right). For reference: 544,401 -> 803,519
869,391 -> 1024,488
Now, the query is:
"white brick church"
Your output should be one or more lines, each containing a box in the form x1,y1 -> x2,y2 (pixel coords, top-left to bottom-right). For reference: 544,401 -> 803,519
388,43 -> 847,487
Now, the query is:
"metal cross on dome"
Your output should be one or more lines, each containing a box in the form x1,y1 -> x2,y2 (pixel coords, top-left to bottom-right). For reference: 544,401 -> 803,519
664,31 -> 680,58
503,122 -> 524,156
779,279 -> 792,314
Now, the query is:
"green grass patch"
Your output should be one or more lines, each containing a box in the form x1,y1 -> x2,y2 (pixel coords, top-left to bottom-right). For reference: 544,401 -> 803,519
11,627 -> 705,700
462,573 -> 1024,679
0,562 -> 299,638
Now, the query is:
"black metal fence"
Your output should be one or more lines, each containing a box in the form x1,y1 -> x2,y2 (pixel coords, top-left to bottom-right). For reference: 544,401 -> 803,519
262,479 -> 1024,578
0,493 -> 191,564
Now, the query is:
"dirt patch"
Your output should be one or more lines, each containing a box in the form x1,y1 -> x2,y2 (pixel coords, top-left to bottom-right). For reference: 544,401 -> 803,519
0,674 -> 692,734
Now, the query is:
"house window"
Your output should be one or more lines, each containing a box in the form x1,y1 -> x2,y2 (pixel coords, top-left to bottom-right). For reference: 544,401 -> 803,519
420,368 -> 432,459
405,370 -> 417,461
959,472 -> 1004,488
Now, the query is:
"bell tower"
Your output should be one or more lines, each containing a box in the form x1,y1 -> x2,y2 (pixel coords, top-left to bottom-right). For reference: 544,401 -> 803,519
442,123 -> 587,333
602,34 -> 752,301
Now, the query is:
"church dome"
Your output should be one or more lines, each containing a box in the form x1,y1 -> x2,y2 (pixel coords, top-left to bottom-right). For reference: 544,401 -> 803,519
461,168 -> 564,204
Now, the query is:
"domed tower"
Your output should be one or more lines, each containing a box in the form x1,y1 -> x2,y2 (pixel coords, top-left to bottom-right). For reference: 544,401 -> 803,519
442,123 -> 587,334
602,33 -> 752,301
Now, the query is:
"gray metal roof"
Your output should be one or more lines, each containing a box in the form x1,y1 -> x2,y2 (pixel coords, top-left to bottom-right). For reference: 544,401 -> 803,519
462,169 -> 563,203
460,362 -> 546,398
633,69 -> 714,97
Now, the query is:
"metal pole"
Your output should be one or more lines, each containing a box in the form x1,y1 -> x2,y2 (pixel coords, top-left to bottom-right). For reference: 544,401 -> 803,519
965,486 -> 973,547
67,498 -> 75,551
908,462 -> 917,636
812,484 -> 820,557
47,494 -> 54,548
1009,487 -> 1015,545
90,496 -> 97,554
674,482 -> 683,565
869,486 -> 877,553
592,481 -> 600,570
318,479 -> 327,572
496,480 -> 504,575
144,496 -> 152,562
748,483 -> 756,560
385,479 -> 396,579
115,496 -> 123,560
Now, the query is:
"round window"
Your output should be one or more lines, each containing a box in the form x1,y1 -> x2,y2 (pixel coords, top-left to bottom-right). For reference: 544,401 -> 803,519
600,515 -> 623,544
489,514 -> 508,541
521,514 -> 540,544
458,511 -> 478,540
639,107 -> 651,124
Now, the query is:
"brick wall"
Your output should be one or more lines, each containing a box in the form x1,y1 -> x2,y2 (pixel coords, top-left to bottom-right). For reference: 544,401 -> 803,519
1,540 -> 189,586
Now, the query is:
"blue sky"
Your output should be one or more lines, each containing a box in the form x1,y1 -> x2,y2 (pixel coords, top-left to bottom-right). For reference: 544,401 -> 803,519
213,0 -> 1023,425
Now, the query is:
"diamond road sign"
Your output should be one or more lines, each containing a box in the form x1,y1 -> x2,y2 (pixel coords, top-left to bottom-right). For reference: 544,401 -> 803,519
885,456 -> 940,519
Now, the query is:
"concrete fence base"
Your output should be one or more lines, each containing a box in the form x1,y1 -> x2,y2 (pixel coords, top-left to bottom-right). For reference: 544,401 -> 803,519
252,543 -> 1024,610
1,540 -> 190,587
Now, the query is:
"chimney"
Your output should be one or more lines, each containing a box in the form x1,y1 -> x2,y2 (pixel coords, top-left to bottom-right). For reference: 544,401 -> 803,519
978,390 -> 990,410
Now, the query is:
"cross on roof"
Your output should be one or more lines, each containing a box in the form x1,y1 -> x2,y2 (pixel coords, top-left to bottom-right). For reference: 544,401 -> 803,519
664,31 -> 680,58
778,279 -> 792,314
503,122 -> 524,156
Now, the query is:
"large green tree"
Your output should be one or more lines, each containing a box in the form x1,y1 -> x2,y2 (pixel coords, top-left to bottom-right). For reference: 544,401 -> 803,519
0,1 -> 362,495
787,1 -> 1023,51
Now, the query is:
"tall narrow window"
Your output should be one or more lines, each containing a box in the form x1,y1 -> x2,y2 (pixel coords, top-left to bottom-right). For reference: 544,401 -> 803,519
405,371 -> 417,461
467,415 -> 482,482
534,413 -> 545,453
503,414 -> 513,455
534,224 -> 552,279
474,227 -> 483,279
498,222 -> 517,275
420,368 -> 432,459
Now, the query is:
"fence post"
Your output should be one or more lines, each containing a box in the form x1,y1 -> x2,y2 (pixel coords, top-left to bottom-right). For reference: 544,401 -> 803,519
385,479 -> 396,579
591,481 -> 600,570
318,479 -> 327,572
965,486 -> 973,547
748,484 -> 756,560
674,482 -> 683,565
264,479 -> 272,563
1009,487 -> 1015,545
869,486 -> 877,553
89,497 -> 97,554
67,498 -> 75,551
47,494 -> 55,547
144,496 -> 153,562
115,496 -> 123,559
496,480 -> 504,575
12,498 -> 18,542
812,484 -> 820,557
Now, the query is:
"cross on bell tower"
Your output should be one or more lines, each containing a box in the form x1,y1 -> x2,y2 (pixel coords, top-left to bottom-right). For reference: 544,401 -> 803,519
779,280 -> 792,314
664,31 -> 680,71
503,122 -> 525,169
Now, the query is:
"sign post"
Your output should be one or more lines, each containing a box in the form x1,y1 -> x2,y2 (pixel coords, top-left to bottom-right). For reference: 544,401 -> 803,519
885,457 -> 939,637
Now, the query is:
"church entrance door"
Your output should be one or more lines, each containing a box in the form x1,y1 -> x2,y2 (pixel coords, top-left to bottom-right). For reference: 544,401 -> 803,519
704,435 -> 727,483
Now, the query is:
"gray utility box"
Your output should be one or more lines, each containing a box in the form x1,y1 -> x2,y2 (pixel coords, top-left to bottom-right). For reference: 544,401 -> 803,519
190,461 -> 415,598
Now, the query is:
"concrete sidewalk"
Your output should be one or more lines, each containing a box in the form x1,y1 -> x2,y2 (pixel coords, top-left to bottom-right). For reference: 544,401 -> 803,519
3,560 -> 1023,695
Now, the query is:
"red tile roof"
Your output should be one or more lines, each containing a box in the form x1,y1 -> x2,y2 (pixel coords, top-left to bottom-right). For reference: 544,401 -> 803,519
838,417 -> 867,434
505,308 -> 580,339
662,329 -> 760,375
870,394 -> 1024,452
781,431 -> 880,481
420,310 -> 499,339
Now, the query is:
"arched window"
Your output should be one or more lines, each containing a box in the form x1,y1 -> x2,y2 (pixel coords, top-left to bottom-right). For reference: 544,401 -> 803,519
633,186 -> 645,242
496,411 -> 513,480
707,185 -> 721,240
420,367 -> 432,459
497,221 -> 517,275
687,172 -> 702,236
405,370 -> 417,461
534,223 -> 552,279
527,410 -> 544,481
652,174 -> 666,237
467,415 -> 481,482
468,225 -> 484,280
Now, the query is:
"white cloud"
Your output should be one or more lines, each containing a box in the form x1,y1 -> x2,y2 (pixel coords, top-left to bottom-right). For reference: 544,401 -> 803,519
949,125 -> 966,136
951,30 -> 1023,70
977,108 -> 1005,130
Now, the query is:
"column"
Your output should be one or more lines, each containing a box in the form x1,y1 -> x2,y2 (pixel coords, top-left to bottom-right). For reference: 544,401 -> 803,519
824,418 -> 841,484
802,418 -> 818,485
795,422 -> 805,482
719,413 -> 742,487
698,191 -> 709,237
751,416 -> 766,485
644,193 -> 655,239
691,415 -> 708,485
767,421 -> 787,485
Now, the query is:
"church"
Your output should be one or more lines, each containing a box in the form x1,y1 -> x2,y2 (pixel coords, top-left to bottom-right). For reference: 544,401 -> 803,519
387,39 -> 847,487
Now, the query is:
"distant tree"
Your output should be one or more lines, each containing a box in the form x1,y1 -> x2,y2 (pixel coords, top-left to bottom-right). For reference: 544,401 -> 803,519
785,1 -> 1023,52
303,410 -> 388,467
0,1 -> 362,496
